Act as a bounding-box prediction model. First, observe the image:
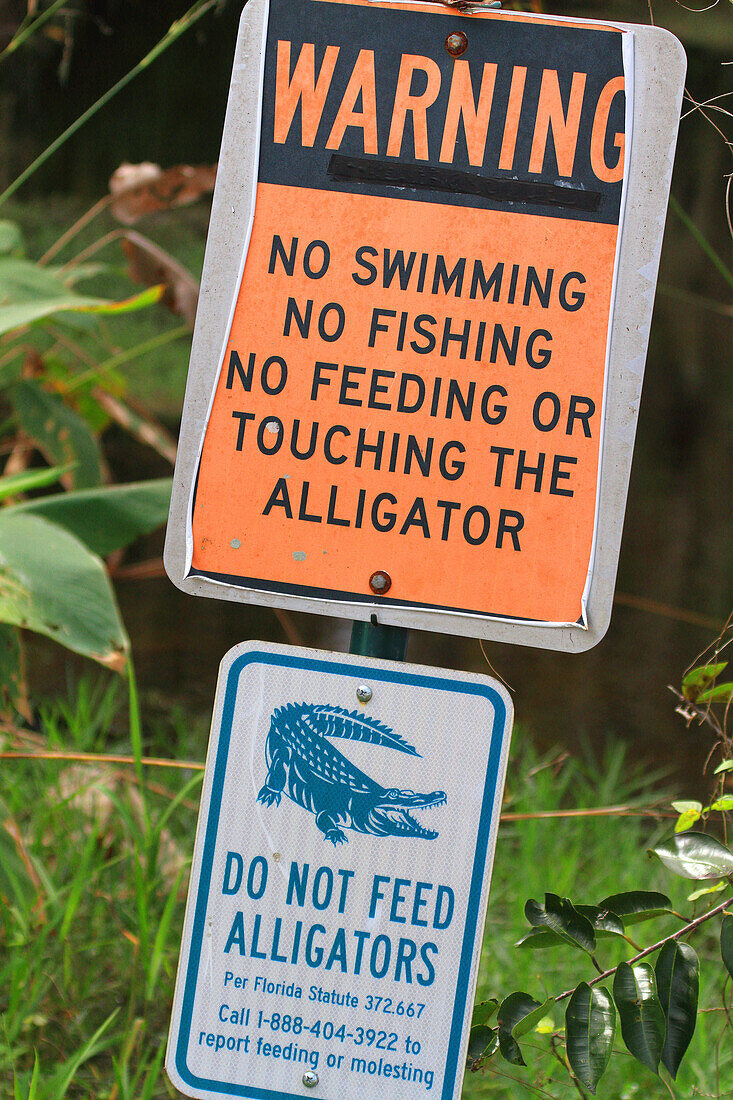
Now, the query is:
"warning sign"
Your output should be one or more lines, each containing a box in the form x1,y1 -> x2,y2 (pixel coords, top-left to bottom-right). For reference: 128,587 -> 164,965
165,0 -> 686,645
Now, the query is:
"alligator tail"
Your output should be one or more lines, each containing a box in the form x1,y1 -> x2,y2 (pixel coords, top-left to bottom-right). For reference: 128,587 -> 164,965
300,705 -> 420,756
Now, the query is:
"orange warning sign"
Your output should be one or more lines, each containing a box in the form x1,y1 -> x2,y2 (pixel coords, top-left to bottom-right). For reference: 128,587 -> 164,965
188,0 -> 629,626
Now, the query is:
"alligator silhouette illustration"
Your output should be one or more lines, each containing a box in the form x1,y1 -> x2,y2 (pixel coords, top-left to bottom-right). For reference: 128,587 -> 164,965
256,703 -> 446,845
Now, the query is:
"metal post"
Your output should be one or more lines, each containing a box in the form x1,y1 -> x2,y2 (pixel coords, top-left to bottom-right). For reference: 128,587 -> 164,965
349,617 -> 408,662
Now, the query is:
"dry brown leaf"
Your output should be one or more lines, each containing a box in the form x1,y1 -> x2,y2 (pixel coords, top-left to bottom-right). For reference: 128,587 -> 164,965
121,230 -> 199,326
109,162 -> 217,225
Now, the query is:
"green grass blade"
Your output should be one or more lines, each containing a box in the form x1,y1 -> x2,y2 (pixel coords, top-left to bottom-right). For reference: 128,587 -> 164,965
0,1 -> 219,207
145,867 -> 184,1001
152,772 -> 203,840
51,1007 -> 120,1098
0,0 -> 68,60
670,195 -> 733,292
58,826 -> 99,940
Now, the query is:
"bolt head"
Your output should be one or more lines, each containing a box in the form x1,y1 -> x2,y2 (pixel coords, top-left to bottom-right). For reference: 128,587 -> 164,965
356,684 -> 373,703
369,570 -> 392,595
445,31 -> 469,58
302,1071 -> 319,1088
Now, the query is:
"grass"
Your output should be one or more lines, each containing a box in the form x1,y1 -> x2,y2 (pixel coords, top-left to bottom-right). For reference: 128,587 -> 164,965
1,675 -> 731,1099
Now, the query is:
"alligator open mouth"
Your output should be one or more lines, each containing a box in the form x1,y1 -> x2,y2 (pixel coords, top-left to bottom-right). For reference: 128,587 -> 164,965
370,792 -> 447,839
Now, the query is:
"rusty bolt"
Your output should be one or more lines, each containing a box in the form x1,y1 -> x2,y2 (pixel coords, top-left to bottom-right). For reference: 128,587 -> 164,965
369,570 -> 392,595
445,31 -> 468,58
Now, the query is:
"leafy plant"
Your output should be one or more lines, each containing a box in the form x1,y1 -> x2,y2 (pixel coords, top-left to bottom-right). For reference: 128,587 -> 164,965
468,627 -> 733,1095
0,214 -> 180,716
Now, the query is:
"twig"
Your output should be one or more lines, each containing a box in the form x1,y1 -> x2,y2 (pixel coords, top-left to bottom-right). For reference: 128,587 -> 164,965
0,750 -> 204,771
479,638 -> 514,692
614,591 -> 726,632
275,610 -> 305,648
91,388 -> 178,465
40,194 -> 115,265
0,752 -> 674,823
551,1035 -> 587,1099
501,804 -> 672,822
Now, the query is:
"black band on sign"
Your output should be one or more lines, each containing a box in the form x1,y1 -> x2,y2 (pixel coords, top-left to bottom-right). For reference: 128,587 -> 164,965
327,154 -> 602,213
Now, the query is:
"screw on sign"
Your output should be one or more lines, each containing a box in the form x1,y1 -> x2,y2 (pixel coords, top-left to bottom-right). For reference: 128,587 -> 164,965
445,31 -> 469,58
164,0 -> 686,651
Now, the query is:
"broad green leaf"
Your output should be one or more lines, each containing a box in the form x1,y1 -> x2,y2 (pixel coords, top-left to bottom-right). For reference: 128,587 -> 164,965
512,998 -> 554,1038
466,1025 -> 497,1066
497,992 -> 541,1065
8,478 -> 172,557
687,881 -> 726,902
682,661 -> 727,701
656,940 -> 699,1079
515,928 -> 567,949
710,795 -> 733,812
698,682 -> 733,704
576,905 -> 625,938
10,380 -> 102,489
675,809 -> 702,833
565,983 -> 615,1095
714,759 -> 733,775
525,893 -> 596,954
672,801 -> 703,814
613,962 -> 666,1075
498,992 -> 543,1035
652,832 -> 733,880
0,512 -> 128,670
0,464 -> 72,501
497,1027 -> 524,1066
0,221 -> 24,256
471,999 -> 500,1028
721,915 -> 733,981
0,256 -> 161,335
599,891 -> 672,925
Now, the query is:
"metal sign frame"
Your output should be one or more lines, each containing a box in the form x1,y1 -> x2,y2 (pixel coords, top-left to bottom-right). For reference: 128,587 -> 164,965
164,0 -> 685,650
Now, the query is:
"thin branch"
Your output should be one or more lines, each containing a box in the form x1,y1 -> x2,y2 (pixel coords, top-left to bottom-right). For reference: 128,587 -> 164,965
501,805 -> 673,822
0,750 -> 204,771
0,750 -> 675,823
40,194 -> 115,266
556,893 -> 733,1003
613,591 -> 725,632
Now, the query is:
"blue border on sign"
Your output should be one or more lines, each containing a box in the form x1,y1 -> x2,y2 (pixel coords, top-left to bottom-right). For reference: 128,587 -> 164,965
174,650 -> 509,1100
